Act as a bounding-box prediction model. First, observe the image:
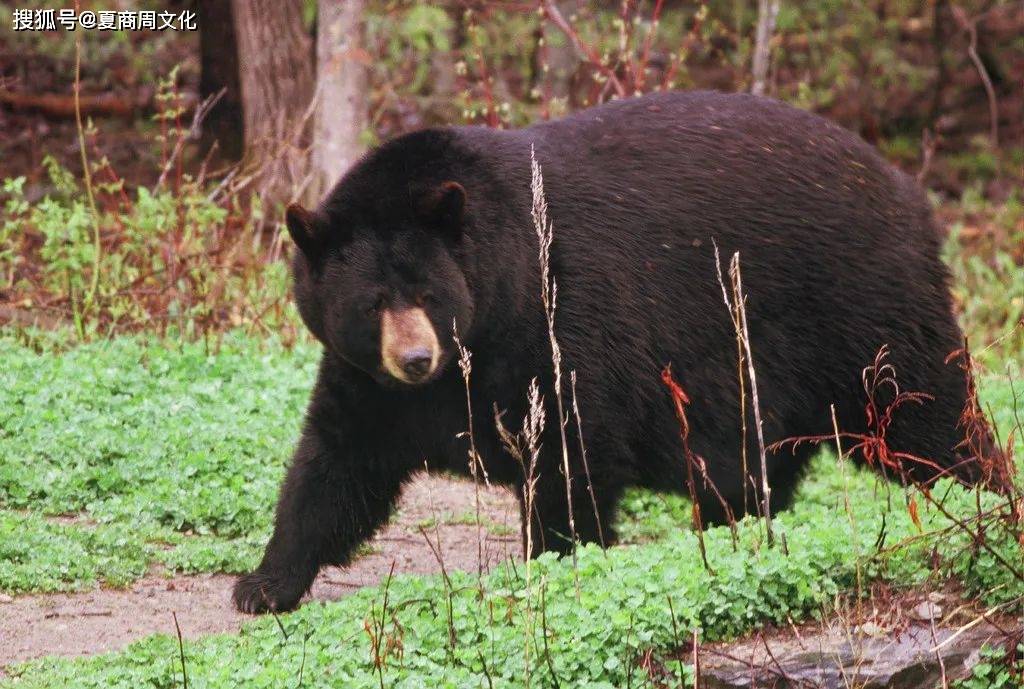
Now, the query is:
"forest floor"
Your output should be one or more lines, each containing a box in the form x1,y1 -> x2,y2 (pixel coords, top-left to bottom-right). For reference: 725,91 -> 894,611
1,334 -> 1020,687
0,475 -> 520,669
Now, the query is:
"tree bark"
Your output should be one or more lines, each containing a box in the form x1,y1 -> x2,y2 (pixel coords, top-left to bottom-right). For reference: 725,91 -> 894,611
199,0 -> 243,160
751,0 -> 779,96
313,0 -> 369,198
230,0 -> 315,204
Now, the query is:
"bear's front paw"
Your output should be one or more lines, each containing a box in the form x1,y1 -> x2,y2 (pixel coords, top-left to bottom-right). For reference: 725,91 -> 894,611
232,571 -> 305,614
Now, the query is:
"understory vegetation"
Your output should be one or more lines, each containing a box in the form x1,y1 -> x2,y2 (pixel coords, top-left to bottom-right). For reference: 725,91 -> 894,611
0,332 -> 1021,687
0,334 -> 313,592
1,133 -> 1021,689
1,1 -> 1022,685
1,125 -> 1021,689
5,490 -> 1022,687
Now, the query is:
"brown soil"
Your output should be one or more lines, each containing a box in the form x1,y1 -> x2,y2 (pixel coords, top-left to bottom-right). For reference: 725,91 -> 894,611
0,474 -> 520,670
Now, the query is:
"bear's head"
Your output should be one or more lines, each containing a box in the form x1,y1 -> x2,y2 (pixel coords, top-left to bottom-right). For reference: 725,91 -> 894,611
285,174 -> 475,388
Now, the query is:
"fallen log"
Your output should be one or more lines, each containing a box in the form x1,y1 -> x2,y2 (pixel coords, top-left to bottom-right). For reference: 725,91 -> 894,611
0,87 -> 196,120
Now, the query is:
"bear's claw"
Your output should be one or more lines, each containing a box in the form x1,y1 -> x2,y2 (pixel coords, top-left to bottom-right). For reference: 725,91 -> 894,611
232,571 -> 304,614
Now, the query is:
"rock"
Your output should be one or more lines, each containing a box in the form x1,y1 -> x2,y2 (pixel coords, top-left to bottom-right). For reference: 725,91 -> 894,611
855,621 -> 886,637
0,594 -> 12,604
700,622 -> 1003,689
910,601 -> 943,621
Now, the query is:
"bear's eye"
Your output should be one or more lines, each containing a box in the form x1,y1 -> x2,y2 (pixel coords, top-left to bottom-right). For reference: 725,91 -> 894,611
365,294 -> 386,316
414,293 -> 437,308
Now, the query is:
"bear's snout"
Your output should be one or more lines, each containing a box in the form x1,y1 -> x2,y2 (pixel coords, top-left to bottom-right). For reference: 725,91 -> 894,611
380,307 -> 440,384
400,348 -> 433,379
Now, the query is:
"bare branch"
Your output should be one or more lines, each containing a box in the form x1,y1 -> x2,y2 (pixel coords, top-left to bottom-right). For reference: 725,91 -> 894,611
952,5 -> 999,146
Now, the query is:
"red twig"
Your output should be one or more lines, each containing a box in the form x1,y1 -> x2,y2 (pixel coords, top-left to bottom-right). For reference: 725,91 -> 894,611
946,344 -> 1016,496
771,346 -> 947,483
662,364 -> 715,573
636,0 -> 666,91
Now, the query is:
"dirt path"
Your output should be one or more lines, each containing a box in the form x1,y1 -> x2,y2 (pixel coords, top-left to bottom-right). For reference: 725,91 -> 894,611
0,475 -> 520,669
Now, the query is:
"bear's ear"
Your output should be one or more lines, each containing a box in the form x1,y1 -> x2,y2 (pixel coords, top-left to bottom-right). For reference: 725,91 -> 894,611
285,204 -> 325,257
419,181 -> 466,240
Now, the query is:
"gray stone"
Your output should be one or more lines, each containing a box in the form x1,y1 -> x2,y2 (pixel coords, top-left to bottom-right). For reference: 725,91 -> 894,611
910,602 -> 943,622
699,622 -> 1005,689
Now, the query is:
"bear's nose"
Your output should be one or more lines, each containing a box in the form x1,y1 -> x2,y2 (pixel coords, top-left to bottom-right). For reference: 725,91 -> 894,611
400,348 -> 433,380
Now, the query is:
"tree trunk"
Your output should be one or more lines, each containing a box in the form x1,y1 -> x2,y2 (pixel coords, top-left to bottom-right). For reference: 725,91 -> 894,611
198,0 -> 243,160
231,0 -> 315,205
751,0 -> 779,96
313,0 -> 369,198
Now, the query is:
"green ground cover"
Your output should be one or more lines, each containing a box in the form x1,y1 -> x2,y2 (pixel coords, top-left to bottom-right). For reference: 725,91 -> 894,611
0,333 -> 317,591
3,453 -> 1021,687
0,331 -> 1021,687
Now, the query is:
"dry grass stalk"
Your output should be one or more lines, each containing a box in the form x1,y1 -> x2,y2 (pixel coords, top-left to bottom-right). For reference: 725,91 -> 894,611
665,595 -> 686,688
495,378 -> 546,689
692,450 -> 740,550
712,239 -> 750,513
415,459 -> 460,659
496,380 -> 545,569
72,16 -> 102,319
928,611 -> 949,688
537,579 -> 561,687
364,561 -> 401,688
171,611 -> 189,689
832,404 -> 864,603
530,146 -> 580,591
155,88 -> 225,192
570,371 -> 606,549
691,628 -> 701,688
453,321 -> 490,582
714,241 -> 775,545
418,524 -> 457,653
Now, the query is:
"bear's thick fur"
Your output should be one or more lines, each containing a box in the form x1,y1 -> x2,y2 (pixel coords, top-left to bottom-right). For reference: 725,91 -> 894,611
234,91 -> 994,614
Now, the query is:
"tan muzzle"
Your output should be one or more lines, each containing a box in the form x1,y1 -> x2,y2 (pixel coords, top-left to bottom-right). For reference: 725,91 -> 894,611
380,307 -> 441,383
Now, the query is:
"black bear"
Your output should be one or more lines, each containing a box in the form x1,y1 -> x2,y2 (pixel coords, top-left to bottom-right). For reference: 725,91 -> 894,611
233,91 -> 996,614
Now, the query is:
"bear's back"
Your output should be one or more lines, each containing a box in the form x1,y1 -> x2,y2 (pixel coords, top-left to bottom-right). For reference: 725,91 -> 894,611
487,93 -> 958,453
516,91 -> 931,245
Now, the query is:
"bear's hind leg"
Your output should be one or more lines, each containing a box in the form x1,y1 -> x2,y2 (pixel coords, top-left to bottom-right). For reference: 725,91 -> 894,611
695,441 -> 816,526
765,442 -> 817,515
519,474 -> 622,559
